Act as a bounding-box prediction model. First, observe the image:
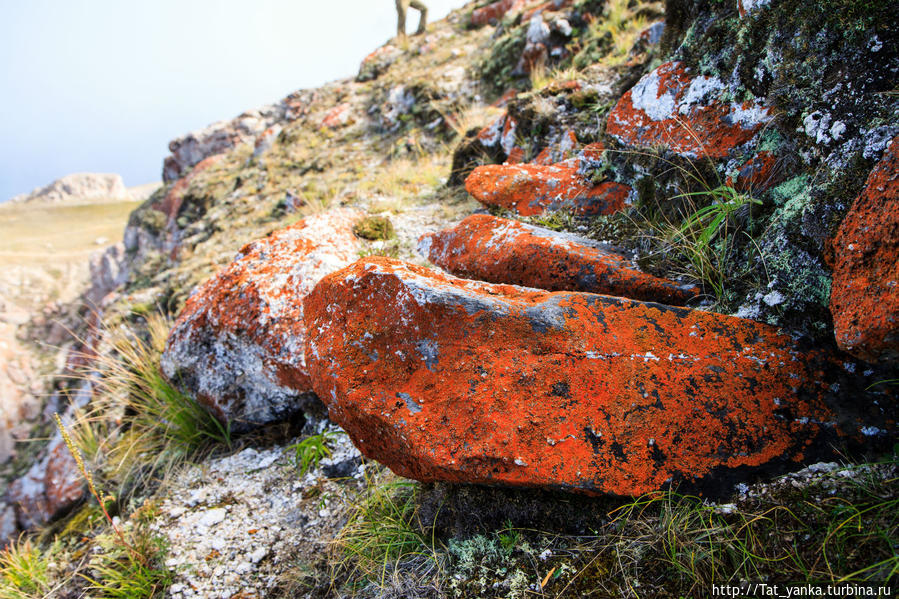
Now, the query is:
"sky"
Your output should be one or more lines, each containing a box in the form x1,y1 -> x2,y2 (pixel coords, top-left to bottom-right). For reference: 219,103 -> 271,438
0,0 -> 468,202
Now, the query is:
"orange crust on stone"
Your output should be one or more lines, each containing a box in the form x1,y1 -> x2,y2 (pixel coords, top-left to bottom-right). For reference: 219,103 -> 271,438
306,257 -> 840,497
420,214 -> 698,304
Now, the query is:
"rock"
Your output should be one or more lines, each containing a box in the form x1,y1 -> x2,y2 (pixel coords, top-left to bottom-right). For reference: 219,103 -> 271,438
305,257 -> 874,497
357,45 -> 402,82
730,151 -> 781,193
0,504 -> 16,548
829,135 -> 899,363
532,130 -> 580,166
8,432 -> 84,530
738,0 -> 771,17
381,86 -> 416,131
606,61 -> 772,159
84,242 -> 129,309
419,214 -> 698,304
321,103 -> 354,130
470,0 -> 527,27
465,159 -> 632,216
252,124 -> 282,160
9,173 -> 131,205
161,208 -> 362,431
162,100 -> 297,182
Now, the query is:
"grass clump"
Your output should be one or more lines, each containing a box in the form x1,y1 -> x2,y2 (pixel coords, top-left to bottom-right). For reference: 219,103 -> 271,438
331,472 -> 442,595
71,313 -> 231,496
82,509 -> 171,599
0,539 -> 55,599
288,430 -> 342,476
647,185 -> 761,301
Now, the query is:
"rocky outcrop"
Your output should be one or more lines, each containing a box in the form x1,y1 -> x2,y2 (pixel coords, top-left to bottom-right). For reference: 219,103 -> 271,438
0,318 -> 38,464
8,433 -> 83,529
471,0 -> 527,27
305,257 -> 872,497
161,92 -> 310,182
7,387 -> 90,530
357,45 -> 402,82
161,209 -> 362,431
465,159 -> 632,216
9,173 -> 130,205
606,61 -> 772,159
419,214 -> 698,304
829,135 -> 899,363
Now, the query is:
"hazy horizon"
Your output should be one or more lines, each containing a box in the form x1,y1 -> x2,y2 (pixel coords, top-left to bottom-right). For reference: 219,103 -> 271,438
1,0 -> 468,202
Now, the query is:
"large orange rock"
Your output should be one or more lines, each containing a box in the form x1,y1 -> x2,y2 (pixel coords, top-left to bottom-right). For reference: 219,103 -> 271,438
465,159 -> 632,216
830,135 -> 899,363
419,214 -> 698,305
305,257 -> 871,497
161,209 -> 362,431
607,61 -> 771,159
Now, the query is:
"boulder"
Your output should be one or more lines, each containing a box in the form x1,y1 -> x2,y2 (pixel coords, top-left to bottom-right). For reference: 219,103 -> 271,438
357,45 -> 402,82
161,98 -> 299,182
829,135 -> 899,363
321,103 -> 354,130
471,0 -> 527,27
465,159 -> 632,216
419,214 -> 698,304
606,61 -> 771,159
305,257 -> 876,497
9,173 -> 130,205
161,209 -> 362,431
8,433 -> 84,529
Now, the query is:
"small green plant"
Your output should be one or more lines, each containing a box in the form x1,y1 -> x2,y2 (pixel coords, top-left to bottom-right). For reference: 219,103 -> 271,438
661,185 -> 762,299
83,520 -> 172,599
0,539 -> 53,599
332,472 -> 441,592
288,431 -> 342,475
56,416 -> 172,599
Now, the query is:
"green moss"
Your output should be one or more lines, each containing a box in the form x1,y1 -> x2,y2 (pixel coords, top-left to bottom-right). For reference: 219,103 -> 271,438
353,215 -> 395,241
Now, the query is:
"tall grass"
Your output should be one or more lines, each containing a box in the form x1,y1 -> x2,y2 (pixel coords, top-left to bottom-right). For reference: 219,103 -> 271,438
69,313 -> 230,499
331,470 -> 442,595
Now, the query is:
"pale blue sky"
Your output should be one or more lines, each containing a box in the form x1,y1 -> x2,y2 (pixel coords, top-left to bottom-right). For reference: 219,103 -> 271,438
0,0 -> 467,201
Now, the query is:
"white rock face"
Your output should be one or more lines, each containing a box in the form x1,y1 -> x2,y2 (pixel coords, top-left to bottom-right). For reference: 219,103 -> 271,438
9,173 -> 131,205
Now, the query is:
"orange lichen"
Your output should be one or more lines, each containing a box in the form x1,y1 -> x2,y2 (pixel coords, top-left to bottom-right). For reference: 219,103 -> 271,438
306,257 -> 844,497
830,135 -> 899,363
606,61 -> 771,159
465,160 -> 631,216
161,209 -> 362,430
420,214 -> 698,304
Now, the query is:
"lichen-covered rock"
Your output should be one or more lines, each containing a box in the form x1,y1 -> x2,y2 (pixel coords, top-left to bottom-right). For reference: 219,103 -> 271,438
357,45 -> 402,82
161,94 -> 307,182
321,103 -> 354,129
305,257 -> 868,497
532,130 -> 580,166
471,0 -> 527,27
465,159 -> 631,216
830,135 -> 899,363
8,434 -> 84,530
419,214 -> 698,304
161,208 -> 362,431
606,61 -> 771,159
